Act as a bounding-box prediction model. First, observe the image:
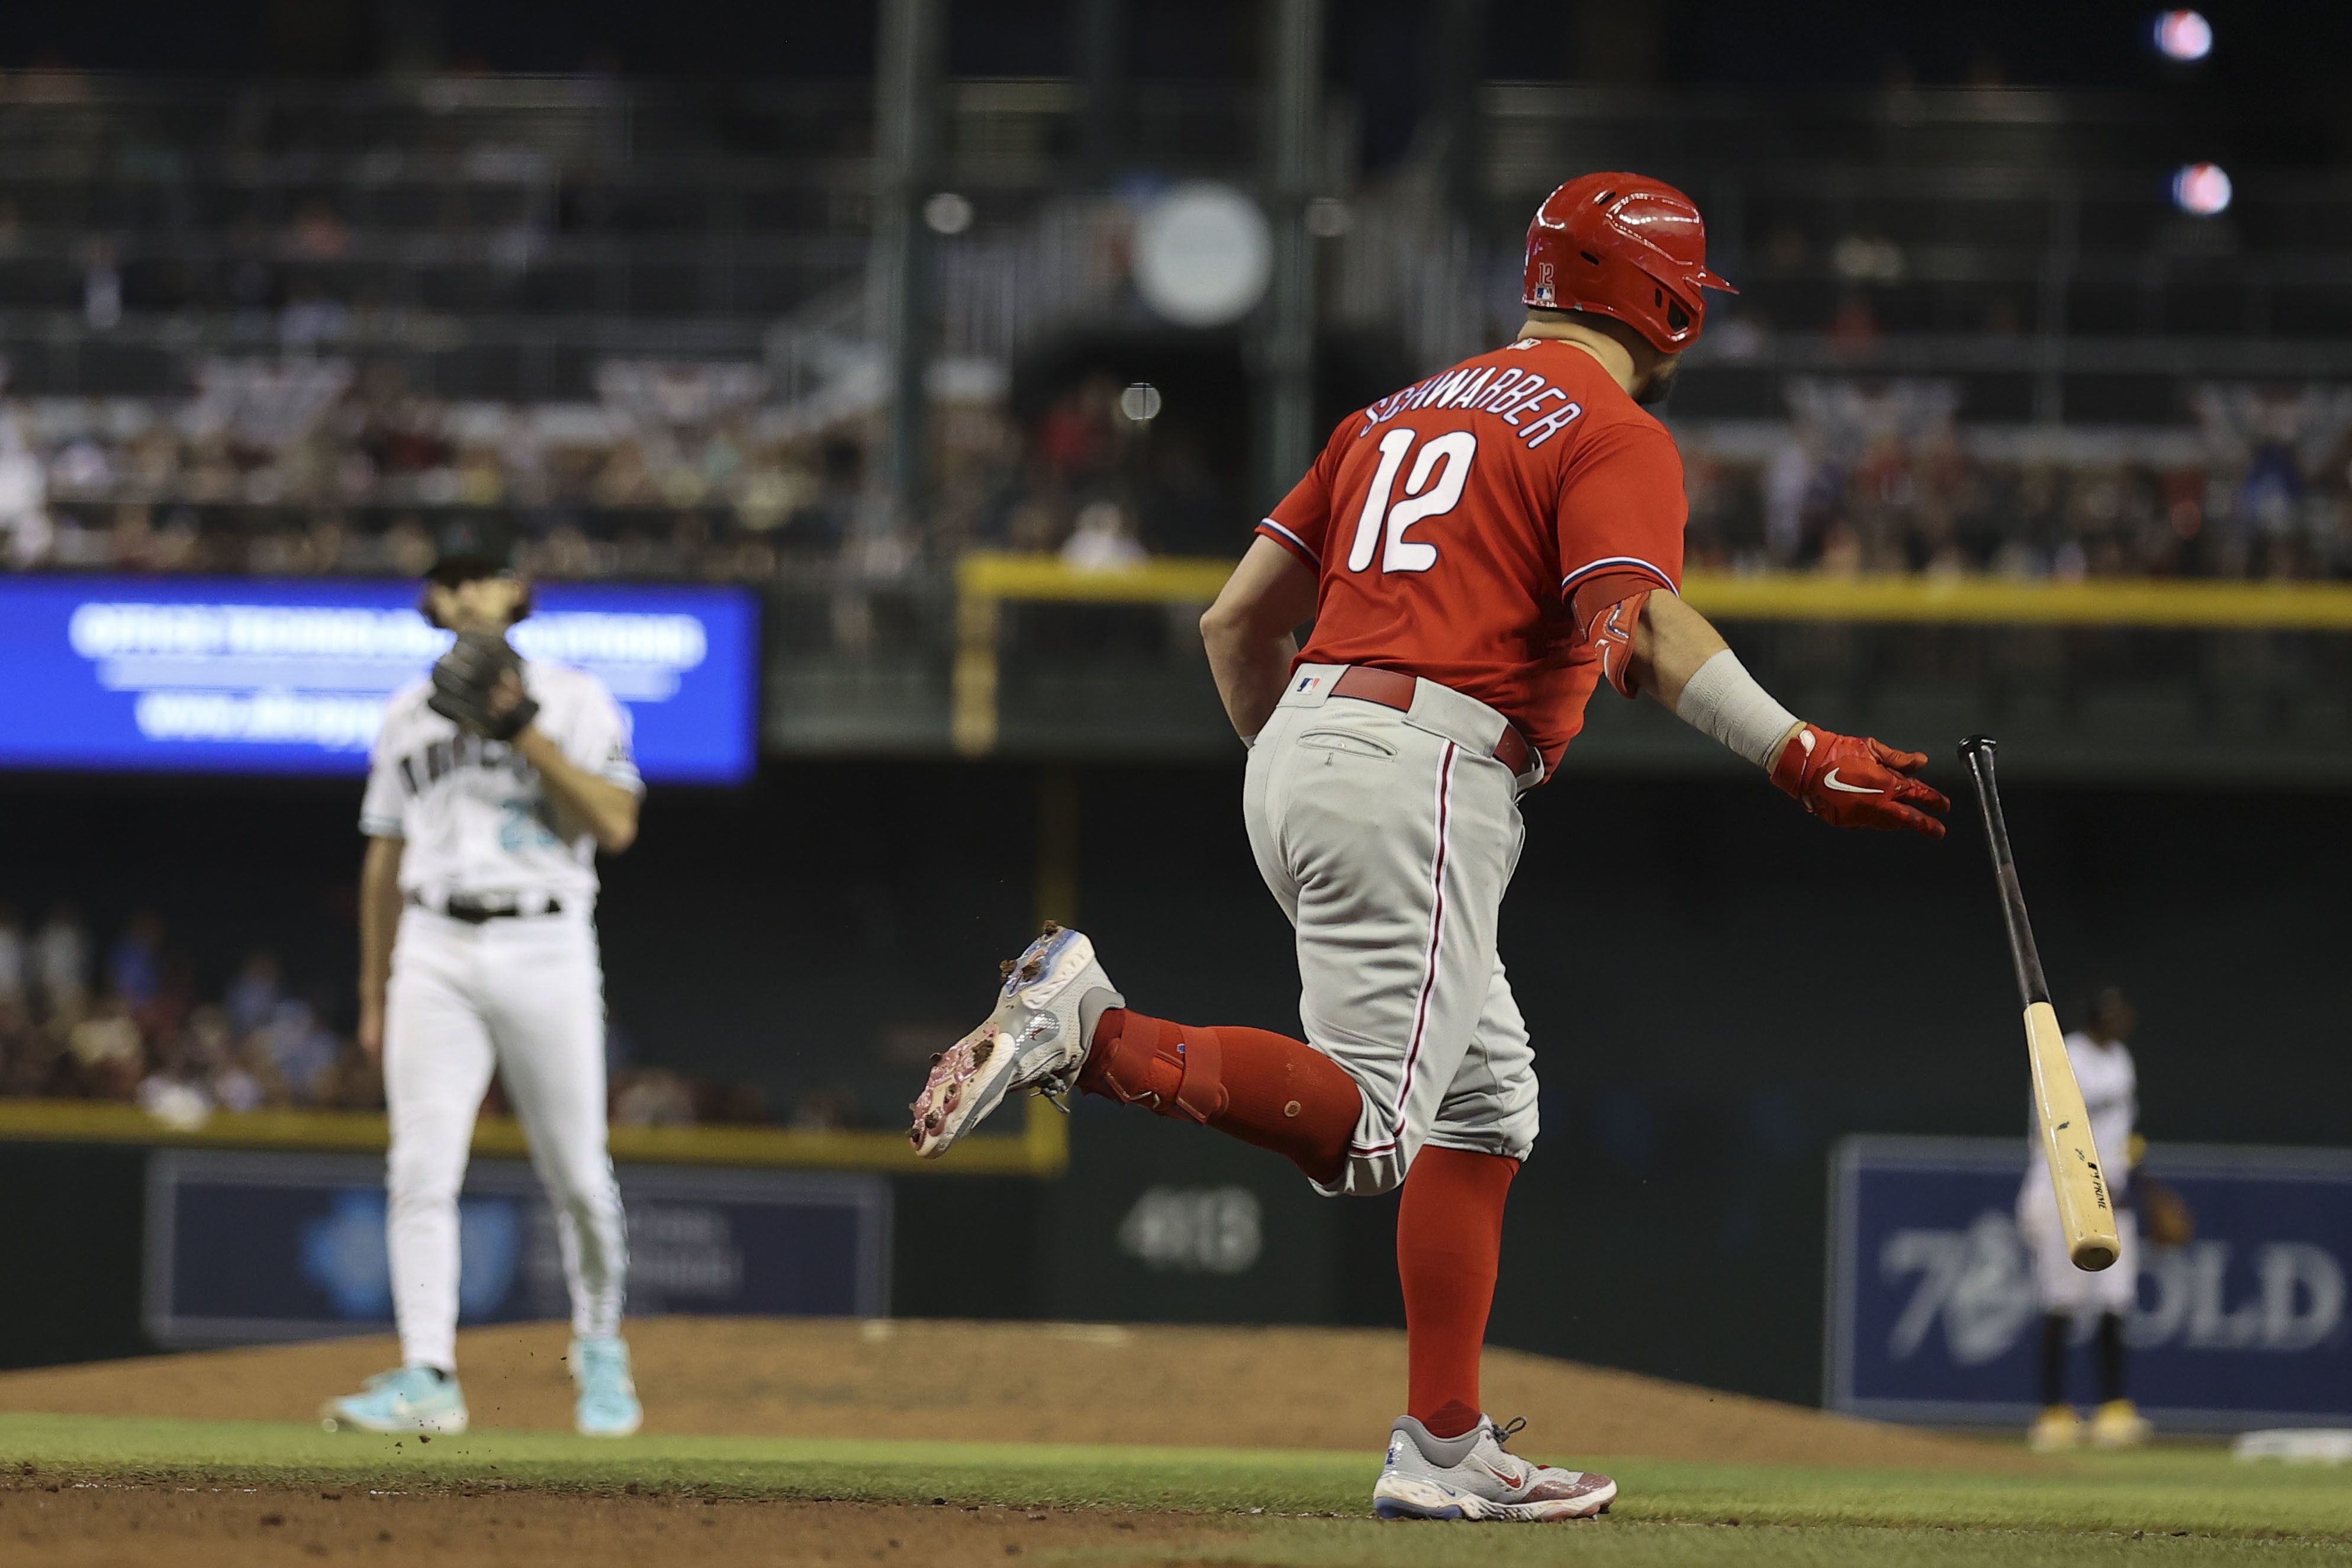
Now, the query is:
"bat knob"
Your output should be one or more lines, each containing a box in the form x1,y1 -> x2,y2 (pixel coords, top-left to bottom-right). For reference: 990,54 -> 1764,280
1958,735 -> 1998,766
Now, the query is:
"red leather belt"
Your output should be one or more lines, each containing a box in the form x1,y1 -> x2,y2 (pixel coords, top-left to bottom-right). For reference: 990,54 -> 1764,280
1330,666 -> 1534,777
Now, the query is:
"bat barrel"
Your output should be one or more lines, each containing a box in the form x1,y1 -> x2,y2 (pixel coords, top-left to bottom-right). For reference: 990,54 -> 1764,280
1958,736 -> 2053,1007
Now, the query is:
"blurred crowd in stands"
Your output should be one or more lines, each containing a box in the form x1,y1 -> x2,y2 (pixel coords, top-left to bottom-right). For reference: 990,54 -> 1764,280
1683,382 -> 2352,580
3,361 -> 2351,583
0,903 -> 382,1119
0,902 -> 781,1131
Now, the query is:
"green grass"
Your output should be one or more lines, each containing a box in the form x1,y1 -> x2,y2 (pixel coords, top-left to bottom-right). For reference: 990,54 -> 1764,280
1152,1522 -> 2352,1566
2,1413 -> 2347,1565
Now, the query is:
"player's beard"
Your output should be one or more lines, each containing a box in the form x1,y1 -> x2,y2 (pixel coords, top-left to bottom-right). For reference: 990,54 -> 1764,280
1633,358 -> 1681,406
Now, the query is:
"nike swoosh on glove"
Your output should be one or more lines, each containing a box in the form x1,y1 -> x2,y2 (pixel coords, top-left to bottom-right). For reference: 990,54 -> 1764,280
1769,723 -> 1950,837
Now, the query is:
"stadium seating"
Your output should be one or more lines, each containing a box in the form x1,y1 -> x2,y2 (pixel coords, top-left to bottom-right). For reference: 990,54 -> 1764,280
0,72 -> 2345,593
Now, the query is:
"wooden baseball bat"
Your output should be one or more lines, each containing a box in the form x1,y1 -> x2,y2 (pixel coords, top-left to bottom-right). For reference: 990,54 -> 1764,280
1958,736 -> 2121,1272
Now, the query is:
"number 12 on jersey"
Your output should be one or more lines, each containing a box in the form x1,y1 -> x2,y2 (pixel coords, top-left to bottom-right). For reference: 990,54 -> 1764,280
1346,430 -> 1477,576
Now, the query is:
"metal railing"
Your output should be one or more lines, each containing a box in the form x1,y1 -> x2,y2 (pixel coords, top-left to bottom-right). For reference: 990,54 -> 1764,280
0,1089 -> 1069,1176
908,554 -> 2352,778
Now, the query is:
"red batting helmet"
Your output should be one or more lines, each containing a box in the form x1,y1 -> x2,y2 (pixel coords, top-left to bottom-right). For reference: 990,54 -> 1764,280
1521,172 -> 1737,353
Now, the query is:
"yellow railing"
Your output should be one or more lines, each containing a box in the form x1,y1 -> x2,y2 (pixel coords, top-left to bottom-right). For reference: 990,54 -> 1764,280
0,1093 -> 1069,1176
953,554 -> 1237,753
1680,574 -> 2352,628
951,551 -> 2352,753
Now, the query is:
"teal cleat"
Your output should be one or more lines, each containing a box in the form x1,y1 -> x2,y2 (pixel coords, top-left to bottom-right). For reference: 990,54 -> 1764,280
320,1366 -> 468,1435
571,1334 -> 643,1437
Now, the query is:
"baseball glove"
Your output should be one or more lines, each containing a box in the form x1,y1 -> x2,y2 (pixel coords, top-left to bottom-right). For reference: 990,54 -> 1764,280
427,629 -> 540,741
2137,1174 -> 2195,1249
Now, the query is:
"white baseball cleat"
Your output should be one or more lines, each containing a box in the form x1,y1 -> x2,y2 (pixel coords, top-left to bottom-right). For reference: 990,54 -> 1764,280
1372,1415 -> 1616,1522
909,923 -> 1121,1159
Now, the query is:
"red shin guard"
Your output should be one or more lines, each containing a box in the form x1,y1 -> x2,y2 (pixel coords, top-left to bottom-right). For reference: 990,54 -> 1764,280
1397,1147 -> 1519,1440
1079,1009 -> 1360,1186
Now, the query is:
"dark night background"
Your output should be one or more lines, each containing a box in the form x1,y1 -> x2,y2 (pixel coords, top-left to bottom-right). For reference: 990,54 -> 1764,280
4,2 -> 2350,92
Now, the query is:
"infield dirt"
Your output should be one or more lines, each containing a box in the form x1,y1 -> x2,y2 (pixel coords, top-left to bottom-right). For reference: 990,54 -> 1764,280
0,1482 -> 1222,1568
0,1316 -> 2019,1472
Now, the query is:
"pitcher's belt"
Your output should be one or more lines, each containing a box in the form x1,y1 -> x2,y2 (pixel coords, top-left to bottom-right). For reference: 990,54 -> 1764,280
1329,666 -> 1534,777
408,891 -> 565,923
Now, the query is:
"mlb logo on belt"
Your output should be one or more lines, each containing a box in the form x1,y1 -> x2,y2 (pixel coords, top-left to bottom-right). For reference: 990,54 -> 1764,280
1296,675 -> 1322,693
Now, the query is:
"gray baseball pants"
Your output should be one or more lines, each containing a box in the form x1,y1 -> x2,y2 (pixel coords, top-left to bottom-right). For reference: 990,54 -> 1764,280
1243,662 -> 1543,1197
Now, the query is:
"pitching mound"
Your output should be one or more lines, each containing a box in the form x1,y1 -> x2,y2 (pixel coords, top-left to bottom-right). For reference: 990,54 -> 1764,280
0,1318 -> 2023,1471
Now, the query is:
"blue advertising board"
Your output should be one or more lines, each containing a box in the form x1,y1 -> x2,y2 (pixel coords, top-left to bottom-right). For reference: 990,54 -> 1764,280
1827,1136 -> 2352,1429
142,1150 -> 888,1346
0,576 -> 758,782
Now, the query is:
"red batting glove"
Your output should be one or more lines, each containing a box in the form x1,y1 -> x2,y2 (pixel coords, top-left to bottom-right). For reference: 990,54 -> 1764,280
1769,723 -> 1950,838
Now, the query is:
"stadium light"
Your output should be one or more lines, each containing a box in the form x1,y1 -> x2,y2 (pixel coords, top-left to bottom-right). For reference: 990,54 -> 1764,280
1119,383 -> 1164,422
2153,10 -> 2212,63
1131,182 -> 1273,328
2172,162 -> 2232,217
923,192 -> 974,236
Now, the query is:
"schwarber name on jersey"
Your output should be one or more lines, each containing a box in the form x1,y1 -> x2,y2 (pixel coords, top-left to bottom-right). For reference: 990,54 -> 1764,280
1255,337 -> 1687,772
360,660 -> 643,903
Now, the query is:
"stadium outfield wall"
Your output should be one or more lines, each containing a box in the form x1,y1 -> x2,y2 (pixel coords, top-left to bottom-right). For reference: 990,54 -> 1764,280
0,759 -> 2345,1407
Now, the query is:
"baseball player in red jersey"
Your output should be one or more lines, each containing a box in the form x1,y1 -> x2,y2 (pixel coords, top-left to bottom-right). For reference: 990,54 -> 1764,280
908,173 -> 1949,1522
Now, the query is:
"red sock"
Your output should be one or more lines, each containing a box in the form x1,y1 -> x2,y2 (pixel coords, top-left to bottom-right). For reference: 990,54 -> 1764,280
1397,1147 -> 1518,1440
1079,1009 -> 1360,1186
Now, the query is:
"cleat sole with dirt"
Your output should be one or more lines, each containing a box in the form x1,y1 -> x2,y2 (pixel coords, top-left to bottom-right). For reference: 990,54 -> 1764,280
907,925 -> 1115,1160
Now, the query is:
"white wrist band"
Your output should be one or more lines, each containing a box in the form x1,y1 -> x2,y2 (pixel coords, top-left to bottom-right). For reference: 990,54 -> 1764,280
1674,649 -> 1803,769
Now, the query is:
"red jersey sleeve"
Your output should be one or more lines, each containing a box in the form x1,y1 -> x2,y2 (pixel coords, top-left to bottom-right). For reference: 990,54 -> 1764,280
1254,416 -> 1356,570
1555,420 -> 1688,623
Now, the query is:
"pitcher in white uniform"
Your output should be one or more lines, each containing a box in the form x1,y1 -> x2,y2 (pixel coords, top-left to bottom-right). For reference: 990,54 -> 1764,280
323,555 -> 645,1438
2020,987 -> 2147,1451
